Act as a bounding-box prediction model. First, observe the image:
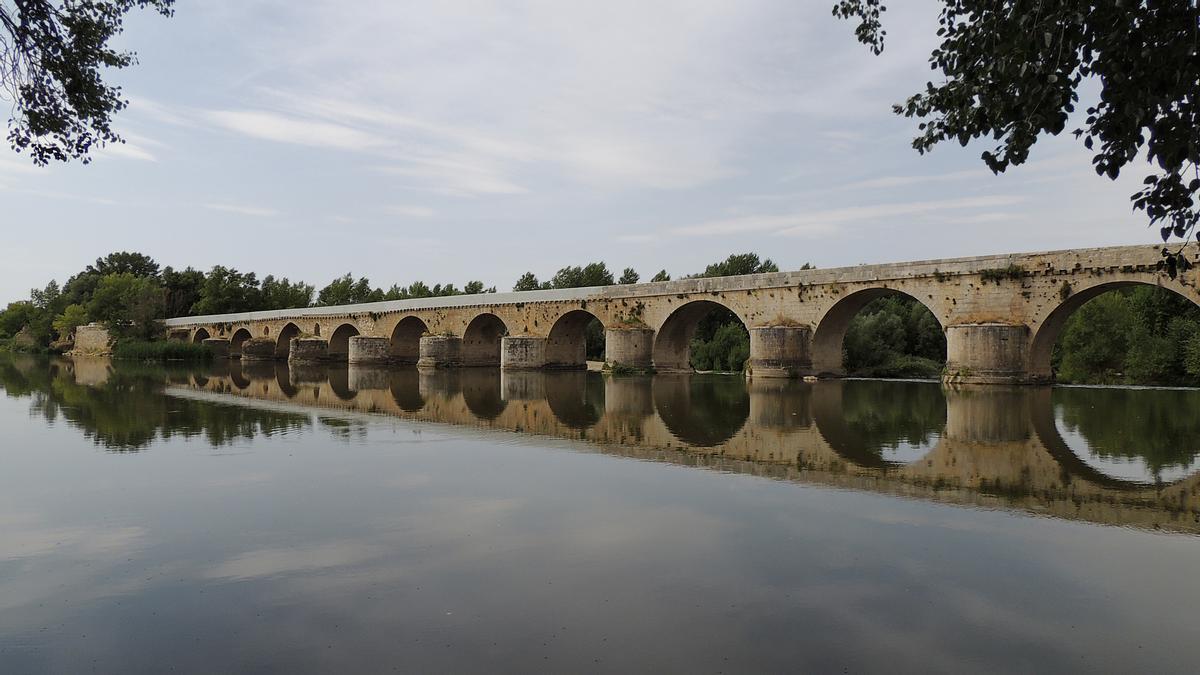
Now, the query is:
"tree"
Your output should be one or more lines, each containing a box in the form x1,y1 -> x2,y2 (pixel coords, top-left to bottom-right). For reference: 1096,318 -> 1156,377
192,266 -> 260,315
86,273 -> 164,339
619,268 -> 640,285
833,1 -> 1200,253
315,274 -> 382,306
513,272 -> 542,292
650,270 -> 671,282
86,251 -> 160,279
0,301 -> 37,338
260,275 -> 314,310
549,262 -> 614,289
52,304 -> 89,340
161,266 -> 206,318
698,253 -> 779,278
2,1 -> 175,165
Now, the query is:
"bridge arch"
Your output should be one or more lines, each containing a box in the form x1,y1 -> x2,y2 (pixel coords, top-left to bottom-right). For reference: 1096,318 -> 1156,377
276,322 -> 301,358
811,288 -> 945,377
1029,280 -> 1200,382
463,313 -> 507,367
328,323 -> 360,361
229,328 -> 252,357
546,309 -> 604,369
390,316 -> 428,364
652,300 -> 749,373
192,328 -> 210,344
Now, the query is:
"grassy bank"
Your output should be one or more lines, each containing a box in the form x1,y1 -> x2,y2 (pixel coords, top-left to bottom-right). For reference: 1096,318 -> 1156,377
112,339 -> 213,362
847,355 -> 944,380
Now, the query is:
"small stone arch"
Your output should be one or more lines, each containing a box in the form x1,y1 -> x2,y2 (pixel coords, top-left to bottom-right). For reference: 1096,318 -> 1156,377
192,327 -> 211,344
652,300 -> 748,372
276,322 -> 301,358
229,328 -> 253,357
1028,280 -> 1200,381
390,316 -> 429,364
810,288 -> 945,377
546,309 -> 604,369
328,323 -> 360,361
463,313 -> 508,367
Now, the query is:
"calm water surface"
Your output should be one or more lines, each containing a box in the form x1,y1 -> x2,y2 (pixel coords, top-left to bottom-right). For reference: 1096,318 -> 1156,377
2,354 -> 1199,673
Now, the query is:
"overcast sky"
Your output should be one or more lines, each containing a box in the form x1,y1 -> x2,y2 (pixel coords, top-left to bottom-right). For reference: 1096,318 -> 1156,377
0,0 -> 1160,303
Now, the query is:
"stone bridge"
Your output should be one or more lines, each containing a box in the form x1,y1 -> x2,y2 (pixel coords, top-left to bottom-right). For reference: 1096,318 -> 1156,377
163,244 -> 1200,384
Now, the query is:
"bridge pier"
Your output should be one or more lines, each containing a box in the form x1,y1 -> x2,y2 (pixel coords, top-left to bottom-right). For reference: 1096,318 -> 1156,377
417,335 -> 462,369
747,326 -> 811,379
348,336 -> 390,365
501,336 -> 547,370
202,338 -> 231,358
241,337 -> 276,362
289,337 -> 328,365
943,323 -> 1030,384
605,327 -> 654,372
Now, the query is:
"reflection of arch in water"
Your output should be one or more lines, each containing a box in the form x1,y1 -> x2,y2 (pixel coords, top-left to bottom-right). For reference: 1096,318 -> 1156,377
812,380 -> 946,468
546,310 -> 602,369
461,369 -> 506,420
229,328 -> 252,357
327,365 -> 355,401
1029,281 -> 1200,381
463,313 -> 508,367
328,323 -> 360,361
276,323 -> 301,358
192,327 -> 210,344
390,316 -> 428,364
545,371 -> 605,429
229,362 -> 252,390
274,363 -> 299,398
811,288 -> 945,377
653,300 -> 747,372
653,374 -> 750,446
1029,387 -> 1200,489
389,368 -> 425,412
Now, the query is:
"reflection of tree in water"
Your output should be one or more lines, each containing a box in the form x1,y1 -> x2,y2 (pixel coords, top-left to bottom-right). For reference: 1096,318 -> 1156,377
1,355 -> 310,451
654,375 -> 749,447
1054,387 -> 1200,479
816,381 -> 946,466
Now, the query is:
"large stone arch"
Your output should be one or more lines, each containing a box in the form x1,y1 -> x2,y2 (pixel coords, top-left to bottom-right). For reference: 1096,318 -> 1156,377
192,327 -> 211,344
811,287 -> 944,377
276,322 -> 301,358
328,323 -> 360,361
652,300 -> 748,372
1028,279 -> 1200,381
463,313 -> 507,367
546,309 -> 603,369
390,316 -> 428,364
229,328 -> 252,357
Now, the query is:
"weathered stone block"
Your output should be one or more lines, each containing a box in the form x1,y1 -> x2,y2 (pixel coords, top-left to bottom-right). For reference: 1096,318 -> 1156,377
417,335 -> 462,368
605,327 -> 654,370
241,337 -> 276,361
501,336 -> 546,370
747,325 -> 812,379
944,323 -> 1030,384
289,337 -> 328,364
348,336 -> 390,365
202,338 -> 231,358
72,323 -> 112,355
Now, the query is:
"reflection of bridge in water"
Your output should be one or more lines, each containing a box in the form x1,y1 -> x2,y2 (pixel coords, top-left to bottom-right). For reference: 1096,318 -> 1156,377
168,359 -> 1200,534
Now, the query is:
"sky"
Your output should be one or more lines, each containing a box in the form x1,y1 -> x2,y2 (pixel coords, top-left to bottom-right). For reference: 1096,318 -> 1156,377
0,0 -> 1164,303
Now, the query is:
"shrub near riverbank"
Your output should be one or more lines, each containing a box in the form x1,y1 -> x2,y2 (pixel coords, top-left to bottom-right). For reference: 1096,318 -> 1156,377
112,340 -> 212,362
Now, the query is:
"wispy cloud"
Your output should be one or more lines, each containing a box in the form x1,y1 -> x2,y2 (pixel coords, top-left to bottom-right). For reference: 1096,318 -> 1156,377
203,202 -> 280,218
207,110 -> 379,151
670,195 -> 1027,238
383,205 -> 435,218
